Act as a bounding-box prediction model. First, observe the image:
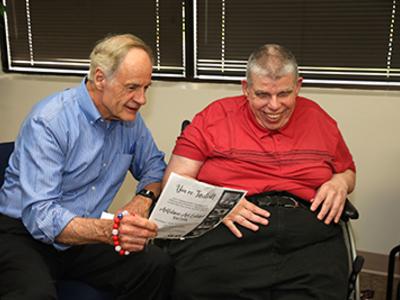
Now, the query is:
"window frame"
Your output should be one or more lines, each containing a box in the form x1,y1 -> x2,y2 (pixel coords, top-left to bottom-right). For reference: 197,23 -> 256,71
1,0 -> 399,90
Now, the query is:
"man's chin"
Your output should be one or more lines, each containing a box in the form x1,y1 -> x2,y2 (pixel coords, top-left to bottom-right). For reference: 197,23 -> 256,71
262,121 -> 284,131
124,116 -> 137,122
118,112 -> 137,122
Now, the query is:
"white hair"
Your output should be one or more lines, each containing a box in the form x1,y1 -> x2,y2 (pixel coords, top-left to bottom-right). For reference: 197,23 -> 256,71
246,44 -> 298,86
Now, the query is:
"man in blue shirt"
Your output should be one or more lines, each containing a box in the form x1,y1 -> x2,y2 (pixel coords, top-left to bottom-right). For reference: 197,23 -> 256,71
0,34 -> 172,299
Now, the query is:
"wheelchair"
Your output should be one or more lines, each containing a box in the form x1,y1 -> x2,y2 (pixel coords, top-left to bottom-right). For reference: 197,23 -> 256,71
180,120 -> 364,300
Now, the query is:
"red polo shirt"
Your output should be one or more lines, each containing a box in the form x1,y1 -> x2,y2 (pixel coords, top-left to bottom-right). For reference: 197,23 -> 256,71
173,95 -> 355,201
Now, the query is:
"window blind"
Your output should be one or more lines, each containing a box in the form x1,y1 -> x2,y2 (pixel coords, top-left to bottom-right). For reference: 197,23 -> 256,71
194,0 -> 400,87
3,0 -> 186,77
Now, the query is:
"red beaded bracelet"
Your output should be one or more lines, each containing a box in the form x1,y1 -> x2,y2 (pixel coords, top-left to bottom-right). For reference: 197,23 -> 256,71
112,210 -> 130,256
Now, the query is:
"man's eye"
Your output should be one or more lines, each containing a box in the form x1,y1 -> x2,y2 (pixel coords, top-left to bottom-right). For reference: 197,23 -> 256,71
255,93 -> 269,99
127,85 -> 138,91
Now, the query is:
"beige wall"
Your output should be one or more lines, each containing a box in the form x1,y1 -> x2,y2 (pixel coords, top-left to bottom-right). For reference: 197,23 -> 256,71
1,59 -> 400,258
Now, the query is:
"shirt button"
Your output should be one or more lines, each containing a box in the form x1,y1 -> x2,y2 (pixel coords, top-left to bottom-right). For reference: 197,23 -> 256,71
90,121 -> 94,125
103,163 -> 107,167
91,186 -> 96,191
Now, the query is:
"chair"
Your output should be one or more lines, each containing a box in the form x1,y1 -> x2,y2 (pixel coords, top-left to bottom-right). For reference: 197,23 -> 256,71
342,205 -> 364,300
386,244 -> 400,300
0,141 -> 113,300
180,120 -> 364,300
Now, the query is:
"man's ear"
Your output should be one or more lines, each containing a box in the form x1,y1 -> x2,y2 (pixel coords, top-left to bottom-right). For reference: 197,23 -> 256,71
295,77 -> 303,95
93,68 -> 107,91
241,80 -> 249,97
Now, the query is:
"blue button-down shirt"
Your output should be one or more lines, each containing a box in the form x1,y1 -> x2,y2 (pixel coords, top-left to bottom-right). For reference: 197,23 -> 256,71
0,78 -> 166,249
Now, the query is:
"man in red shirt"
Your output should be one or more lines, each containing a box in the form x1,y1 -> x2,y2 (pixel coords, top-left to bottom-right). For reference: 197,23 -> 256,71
164,44 -> 356,299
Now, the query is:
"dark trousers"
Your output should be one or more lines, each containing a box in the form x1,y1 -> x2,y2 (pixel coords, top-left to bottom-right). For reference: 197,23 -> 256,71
167,196 -> 348,300
0,214 -> 173,300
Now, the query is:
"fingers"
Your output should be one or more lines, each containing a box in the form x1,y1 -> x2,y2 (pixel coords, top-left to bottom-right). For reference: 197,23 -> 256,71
311,174 -> 350,224
224,199 -> 270,237
118,214 -> 157,252
233,203 -> 269,227
223,219 -> 243,238
310,192 -> 324,213
311,189 -> 346,225
333,205 -> 344,224
245,200 -> 271,219
118,235 -> 148,252
123,214 -> 158,233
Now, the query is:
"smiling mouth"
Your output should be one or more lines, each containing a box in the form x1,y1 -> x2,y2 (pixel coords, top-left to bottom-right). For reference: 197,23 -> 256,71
264,113 -> 282,121
124,104 -> 139,112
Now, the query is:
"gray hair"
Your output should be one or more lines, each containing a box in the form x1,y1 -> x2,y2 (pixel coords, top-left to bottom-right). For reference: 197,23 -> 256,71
88,33 -> 154,81
246,44 -> 298,86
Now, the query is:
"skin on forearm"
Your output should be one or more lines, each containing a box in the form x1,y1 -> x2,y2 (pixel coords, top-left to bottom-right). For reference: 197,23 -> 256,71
332,169 -> 356,194
56,217 -> 114,245
162,155 -> 203,188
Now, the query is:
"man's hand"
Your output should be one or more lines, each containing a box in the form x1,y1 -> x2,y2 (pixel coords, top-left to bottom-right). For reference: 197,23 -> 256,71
223,198 -> 270,238
116,212 -> 158,252
122,183 -> 161,218
56,213 -> 157,253
310,170 -> 355,224
122,194 -> 153,218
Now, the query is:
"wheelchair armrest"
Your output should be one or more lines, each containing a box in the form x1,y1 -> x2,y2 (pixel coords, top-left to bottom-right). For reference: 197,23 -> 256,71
341,199 -> 359,222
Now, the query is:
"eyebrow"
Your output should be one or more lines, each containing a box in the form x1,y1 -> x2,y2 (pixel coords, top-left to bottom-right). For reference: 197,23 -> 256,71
124,81 -> 152,89
254,87 -> 293,95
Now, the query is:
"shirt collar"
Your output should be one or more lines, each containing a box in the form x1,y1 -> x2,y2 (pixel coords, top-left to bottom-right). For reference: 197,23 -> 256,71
77,77 -> 102,125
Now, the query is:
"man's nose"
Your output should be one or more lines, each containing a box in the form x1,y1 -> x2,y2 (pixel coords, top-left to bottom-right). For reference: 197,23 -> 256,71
134,89 -> 147,105
267,96 -> 280,110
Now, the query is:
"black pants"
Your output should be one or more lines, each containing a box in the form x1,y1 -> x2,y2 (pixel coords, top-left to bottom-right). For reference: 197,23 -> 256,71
0,214 -> 173,300
167,194 -> 348,300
